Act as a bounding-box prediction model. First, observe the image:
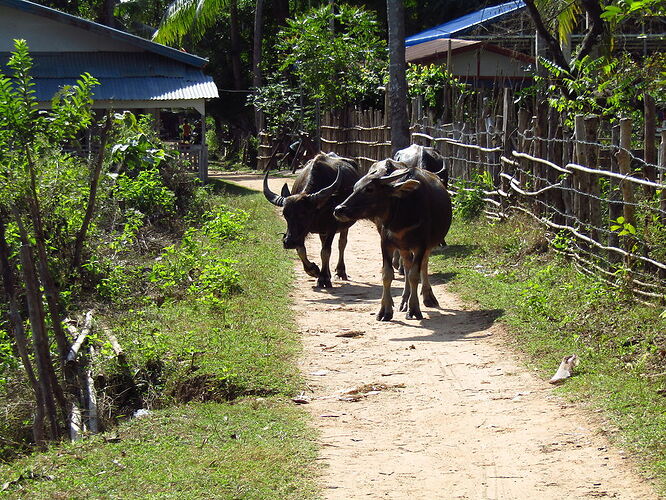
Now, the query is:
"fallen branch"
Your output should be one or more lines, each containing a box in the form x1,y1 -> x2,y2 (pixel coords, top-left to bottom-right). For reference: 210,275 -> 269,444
66,310 -> 94,364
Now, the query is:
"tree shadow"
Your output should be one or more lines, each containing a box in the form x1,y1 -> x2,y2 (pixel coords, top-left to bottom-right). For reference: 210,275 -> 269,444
389,308 -> 504,342
432,244 -> 479,259
304,279 -> 384,303
429,271 -> 457,284
207,178 -> 259,196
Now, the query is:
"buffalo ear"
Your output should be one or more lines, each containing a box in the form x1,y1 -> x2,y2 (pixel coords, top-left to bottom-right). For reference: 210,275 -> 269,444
281,183 -> 291,197
384,158 -> 404,172
390,179 -> 420,198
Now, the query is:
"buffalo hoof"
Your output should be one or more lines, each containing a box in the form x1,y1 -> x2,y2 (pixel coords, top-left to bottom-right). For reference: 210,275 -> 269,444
406,309 -> 423,320
335,269 -> 349,281
304,263 -> 321,278
376,309 -> 393,321
399,298 -> 409,312
316,277 -> 332,288
422,293 -> 439,308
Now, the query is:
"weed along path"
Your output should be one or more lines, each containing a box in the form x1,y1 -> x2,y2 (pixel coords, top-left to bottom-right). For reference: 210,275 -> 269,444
213,172 -> 658,500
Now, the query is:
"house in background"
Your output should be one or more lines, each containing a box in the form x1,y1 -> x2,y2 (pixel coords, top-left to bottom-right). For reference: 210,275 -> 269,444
0,0 -> 218,181
406,38 -> 534,88
405,0 -> 666,81
405,1 -> 533,88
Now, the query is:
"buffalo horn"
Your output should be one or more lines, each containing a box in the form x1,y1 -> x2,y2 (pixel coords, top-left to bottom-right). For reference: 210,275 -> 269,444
379,168 -> 409,184
309,168 -> 342,205
263,171 -> 286,207
434,164 -> 447,177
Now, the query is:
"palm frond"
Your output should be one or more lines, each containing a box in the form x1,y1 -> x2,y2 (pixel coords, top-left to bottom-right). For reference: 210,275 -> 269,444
557,1 -> 581,45
153,0 -> 228,45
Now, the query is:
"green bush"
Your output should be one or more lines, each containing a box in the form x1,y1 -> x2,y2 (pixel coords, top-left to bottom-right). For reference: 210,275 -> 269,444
114,168 -> 176,217
452,172 -> 492,220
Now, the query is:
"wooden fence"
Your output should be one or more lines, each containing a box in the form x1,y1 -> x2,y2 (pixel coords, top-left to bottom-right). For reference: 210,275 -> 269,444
261,91 -> 666,304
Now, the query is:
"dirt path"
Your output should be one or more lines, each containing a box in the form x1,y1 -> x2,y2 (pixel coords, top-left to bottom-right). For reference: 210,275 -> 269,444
216,172 -> 658,500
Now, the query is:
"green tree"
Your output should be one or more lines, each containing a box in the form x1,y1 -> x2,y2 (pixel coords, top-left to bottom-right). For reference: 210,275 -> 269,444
0,40 -> 107,445
271,4 -> 386,112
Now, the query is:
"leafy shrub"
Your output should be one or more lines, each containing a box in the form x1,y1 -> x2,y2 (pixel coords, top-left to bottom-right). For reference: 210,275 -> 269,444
114,168 -> 176,217
452,172 -> 493,220
199,205 -> 249,241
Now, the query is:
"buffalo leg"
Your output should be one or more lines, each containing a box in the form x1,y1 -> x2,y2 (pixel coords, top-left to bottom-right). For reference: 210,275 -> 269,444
392,250 -> 404,275
296,246 -> 321,279
399,250 -> 413,313
404,249 -> 425,320
420,249 -> 439,308
377,243 -> 395,321
335,228 -> 349,280
317,233 -> 335,288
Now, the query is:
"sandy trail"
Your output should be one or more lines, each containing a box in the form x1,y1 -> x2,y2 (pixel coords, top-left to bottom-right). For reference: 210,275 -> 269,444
215,172 -> 658,500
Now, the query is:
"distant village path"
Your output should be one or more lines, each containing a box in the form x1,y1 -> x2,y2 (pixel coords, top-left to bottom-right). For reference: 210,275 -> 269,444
215,171 -> 658,500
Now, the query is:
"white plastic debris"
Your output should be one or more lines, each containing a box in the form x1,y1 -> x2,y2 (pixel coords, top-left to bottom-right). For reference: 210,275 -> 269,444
549,355 -> 579,384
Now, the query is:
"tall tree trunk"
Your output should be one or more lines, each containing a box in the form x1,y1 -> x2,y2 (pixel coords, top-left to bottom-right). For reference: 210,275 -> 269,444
73,113 -> 112,273
99,0 -> 116,27
16,229 -> 61,440
272,0 -> 289,28
229,0 -> 244,91
253,0 -> 265,132
387,0 -> 409,154
0,215 -> 46,446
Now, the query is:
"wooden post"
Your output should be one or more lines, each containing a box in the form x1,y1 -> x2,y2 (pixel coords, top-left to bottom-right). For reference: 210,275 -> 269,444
517,108 -> 530,190
660,130 -> 666,223
608,124 -> 622,257
617,118 -> 636,233
534,101 -> 548,214
573,114 -> 589,226
585,115 -> 601,242
644,94 -> 657,188
561,125 -> 574,224
547,106 -> 564,223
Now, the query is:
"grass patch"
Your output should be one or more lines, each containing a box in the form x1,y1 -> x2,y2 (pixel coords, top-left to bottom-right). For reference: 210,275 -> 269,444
0,182 -> 318,498
432,213 -> 666,492
0,400 -> 317,499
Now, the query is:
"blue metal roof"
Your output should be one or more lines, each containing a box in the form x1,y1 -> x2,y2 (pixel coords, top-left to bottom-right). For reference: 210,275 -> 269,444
0,0 -> 209,68
0,52 -> 218,101
405,0 -> 526,47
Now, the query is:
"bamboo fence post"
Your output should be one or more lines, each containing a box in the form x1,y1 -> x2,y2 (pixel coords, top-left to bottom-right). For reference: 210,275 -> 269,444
534,101 -> 548,214
608,124 -> 622,257
517,108 -> 530,192
547,106 -> 564,223
617,118 -> 636,226
644,94 -> 657,189
585,115 -> 601,242
502,88 -> 515,157
574,114 -> 589,226
561,125 -> 574,224
659,130 -> 666,224
617,118 -> 636,271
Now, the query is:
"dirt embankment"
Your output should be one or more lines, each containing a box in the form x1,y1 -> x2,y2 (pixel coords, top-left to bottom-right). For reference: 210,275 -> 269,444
216,171 -> 658,500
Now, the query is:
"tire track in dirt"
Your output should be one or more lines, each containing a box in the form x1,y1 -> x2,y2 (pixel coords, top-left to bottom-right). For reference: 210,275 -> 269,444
216,172 -> 658,500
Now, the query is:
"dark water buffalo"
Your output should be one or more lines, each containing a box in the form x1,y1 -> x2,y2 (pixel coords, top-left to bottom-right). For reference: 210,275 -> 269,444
334,159 -> 452,320
264,152 -> 361,288
394,144 -> 448,189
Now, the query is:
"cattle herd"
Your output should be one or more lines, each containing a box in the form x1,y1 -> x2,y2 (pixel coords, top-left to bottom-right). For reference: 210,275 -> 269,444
263,144 -> 452,322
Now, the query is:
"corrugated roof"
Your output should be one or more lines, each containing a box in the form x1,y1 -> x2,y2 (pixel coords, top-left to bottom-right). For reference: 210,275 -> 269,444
406,39 -> 481,63
0,0 -> 208,68
406,38 -> 534,65
405,0 -> 525,47
0,52 -> 219,101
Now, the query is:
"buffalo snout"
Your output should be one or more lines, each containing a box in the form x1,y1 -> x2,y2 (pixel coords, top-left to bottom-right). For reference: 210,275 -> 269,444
283,236 -> 300,249
333,205 -> 351,222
